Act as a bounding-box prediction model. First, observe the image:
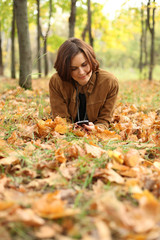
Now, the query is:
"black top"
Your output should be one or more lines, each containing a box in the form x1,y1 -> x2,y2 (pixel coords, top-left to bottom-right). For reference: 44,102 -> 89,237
75,93 -> 88,122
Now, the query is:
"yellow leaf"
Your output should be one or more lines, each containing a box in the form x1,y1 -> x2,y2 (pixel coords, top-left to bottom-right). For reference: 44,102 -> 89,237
108,150 -> 124,164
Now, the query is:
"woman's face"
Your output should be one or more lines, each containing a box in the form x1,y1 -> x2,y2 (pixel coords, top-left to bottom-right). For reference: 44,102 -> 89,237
70,52 -> 92,86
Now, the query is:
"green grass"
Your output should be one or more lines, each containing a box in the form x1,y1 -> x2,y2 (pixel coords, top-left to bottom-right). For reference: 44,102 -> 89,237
106,65 -> 160,82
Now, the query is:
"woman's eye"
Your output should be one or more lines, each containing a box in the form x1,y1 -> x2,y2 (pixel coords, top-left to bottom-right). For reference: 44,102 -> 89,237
71,68 -> 77,71
82,63 -> 87,67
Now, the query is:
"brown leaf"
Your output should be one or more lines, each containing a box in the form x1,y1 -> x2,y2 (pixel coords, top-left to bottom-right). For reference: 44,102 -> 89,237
34,225 -> 56,238
0,175 -> 11,192
124,149 -> 142,167
14,208 -> 45,226
0,226 -> 11,240
59,163 -> 77,180
94,219 -> 112,240
85,143 -> 107,158
0,153 -> 20,166
32,192 -> 78,219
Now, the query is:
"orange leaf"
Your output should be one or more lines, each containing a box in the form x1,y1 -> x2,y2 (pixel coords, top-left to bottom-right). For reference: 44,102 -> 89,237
55,124 -> 67,134
33,192 -> 78,219
55,148 -> 66,163
0,201 -> 14,210
73,129 -> 85,137
37,120 -> 51,137
7,131 -> 18,144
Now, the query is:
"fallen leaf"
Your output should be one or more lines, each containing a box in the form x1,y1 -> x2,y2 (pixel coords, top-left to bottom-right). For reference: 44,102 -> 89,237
85,143 -> 107,158
32,192 -> 78,219
55,148 -> 67,163
108,150 -> 124,164
14,208 -> 45,226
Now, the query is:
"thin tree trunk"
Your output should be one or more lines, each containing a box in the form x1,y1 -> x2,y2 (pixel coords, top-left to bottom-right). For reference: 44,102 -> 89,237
44,38 -> 48,76
144,18 -> 148,79
0,22 -> 4,76
87,0 -> 93,47
81,24 -> 88,41
15,0 -> 32,89
149,0 -> 155,81
147,0 -> 156,81
37,0 -> 41,78
11,1 -> 16,79
40,0 -> 52,76
139,4 -> 144,74
69,0 -> 77,38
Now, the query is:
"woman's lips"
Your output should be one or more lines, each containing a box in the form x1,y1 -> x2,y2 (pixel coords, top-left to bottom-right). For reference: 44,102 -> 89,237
79,75 -> 86,79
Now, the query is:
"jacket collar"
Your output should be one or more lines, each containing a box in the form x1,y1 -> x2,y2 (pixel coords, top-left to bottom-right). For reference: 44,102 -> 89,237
74,70 -> 98,94
87,70 -> 98,94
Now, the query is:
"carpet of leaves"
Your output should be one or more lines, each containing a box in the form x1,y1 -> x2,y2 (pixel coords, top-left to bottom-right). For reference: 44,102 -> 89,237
0,77 -> 160,240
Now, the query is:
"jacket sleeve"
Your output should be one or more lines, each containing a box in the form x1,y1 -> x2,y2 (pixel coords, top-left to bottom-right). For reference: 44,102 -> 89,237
94,77 -> 119,129
49,75 -> 71,122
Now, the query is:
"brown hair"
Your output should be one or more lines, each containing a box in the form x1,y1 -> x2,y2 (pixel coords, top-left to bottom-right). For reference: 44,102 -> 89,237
54,38 -> 99,82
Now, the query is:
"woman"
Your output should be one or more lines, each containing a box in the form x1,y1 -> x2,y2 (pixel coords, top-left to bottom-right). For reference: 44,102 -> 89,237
49,38 -> 119,131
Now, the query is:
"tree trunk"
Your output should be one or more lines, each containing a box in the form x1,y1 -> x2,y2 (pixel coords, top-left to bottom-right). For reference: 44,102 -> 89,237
11,1 -> 16,79
87,0 -> 93,47
147,0 -> 156,81
81,24 -> 88,41
37,0 -> 41,78
69,0 -> 77,38
14,0 -> 32,89
44,38 -> 48,76
0,22 -> 4,76
40,0 -> 52,76
144,18 -> 148,79
139,4 -> 144,74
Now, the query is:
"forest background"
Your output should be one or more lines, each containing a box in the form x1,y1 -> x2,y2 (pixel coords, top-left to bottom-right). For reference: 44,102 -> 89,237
0,0 -> 160,89
0,1 -> 160,239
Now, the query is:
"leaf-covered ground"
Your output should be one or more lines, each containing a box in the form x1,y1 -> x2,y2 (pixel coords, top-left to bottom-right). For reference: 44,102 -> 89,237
0,77 -> 160,240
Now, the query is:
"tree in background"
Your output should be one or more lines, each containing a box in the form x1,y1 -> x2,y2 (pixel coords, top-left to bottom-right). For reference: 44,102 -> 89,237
139,3 -> 148,79
0,0 -> 160,81
0,22 -> 3,76
87,0 -> 93,47
40,0 -> 52,77
139,3 -> 144,75
15,0 -> 32,89
11,1 -> 16,79
37,0 -> 42,78
81,0 -> 93,47
147,0 -> 156,81
69,0 -> 77,37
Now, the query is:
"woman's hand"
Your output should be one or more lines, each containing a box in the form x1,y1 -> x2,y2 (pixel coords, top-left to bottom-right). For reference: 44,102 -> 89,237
83,122 -> 95,131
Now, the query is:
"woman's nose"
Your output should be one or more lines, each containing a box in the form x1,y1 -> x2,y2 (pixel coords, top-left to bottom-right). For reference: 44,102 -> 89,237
78,67 -> 84,74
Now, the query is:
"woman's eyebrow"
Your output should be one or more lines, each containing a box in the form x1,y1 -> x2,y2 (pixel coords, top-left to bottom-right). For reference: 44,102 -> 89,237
71,60 -> 87,68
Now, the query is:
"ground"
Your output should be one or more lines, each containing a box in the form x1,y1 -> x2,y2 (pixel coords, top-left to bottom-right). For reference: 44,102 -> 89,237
0,76 -> 160,240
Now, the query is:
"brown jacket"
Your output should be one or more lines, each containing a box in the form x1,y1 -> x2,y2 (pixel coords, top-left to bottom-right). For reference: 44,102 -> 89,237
49,68 -> 119,128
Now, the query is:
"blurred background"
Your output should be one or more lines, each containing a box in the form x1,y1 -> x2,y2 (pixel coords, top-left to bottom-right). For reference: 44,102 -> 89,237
0,0 -> 160,85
